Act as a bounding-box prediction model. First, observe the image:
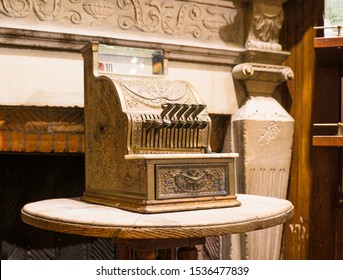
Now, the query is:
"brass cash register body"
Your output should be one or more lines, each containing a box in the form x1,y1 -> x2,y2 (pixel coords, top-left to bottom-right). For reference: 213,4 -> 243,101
81,42 -> 240,213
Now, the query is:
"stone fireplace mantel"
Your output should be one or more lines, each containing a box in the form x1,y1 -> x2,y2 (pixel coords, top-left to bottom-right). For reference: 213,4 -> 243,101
0,0 -> 293,261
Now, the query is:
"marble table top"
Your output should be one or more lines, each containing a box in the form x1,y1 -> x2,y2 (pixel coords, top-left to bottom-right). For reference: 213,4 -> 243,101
21,194 -> 294,240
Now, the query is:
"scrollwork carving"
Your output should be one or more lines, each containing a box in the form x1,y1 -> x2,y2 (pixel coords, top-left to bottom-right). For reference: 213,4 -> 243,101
116,0 -> 239,41
33,0 -> 62,21
118,0 -> 160,32
0,0 -> 31,17
156,164 -> 227,199
114,75 -> 193,110
1,0 -> 241,43
281,67 -> 294,81
161,2 -> 202,38
0,0 -> 81,23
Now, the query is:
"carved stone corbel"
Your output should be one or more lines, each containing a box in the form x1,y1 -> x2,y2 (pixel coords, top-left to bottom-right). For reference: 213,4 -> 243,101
243,0 -> 290,65
245,0 -> 287,51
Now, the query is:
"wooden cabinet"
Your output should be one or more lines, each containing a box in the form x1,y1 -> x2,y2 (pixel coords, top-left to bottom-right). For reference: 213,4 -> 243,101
313,35 -> 343,259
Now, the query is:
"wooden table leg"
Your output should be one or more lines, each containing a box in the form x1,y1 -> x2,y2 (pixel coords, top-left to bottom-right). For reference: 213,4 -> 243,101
136,250 -> 159,260
177,245 -> 198,260
116,243 -> 131,260
114,237 -> 205,260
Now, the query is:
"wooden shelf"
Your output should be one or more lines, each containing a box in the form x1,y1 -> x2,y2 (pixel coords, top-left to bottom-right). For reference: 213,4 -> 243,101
313,135 -> 343,147
313,37 -> 343,146
314,37 -> 343,48
314,37 -> 343,67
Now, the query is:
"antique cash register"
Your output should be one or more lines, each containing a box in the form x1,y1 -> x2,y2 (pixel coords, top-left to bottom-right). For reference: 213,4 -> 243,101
81,42 -> 240,213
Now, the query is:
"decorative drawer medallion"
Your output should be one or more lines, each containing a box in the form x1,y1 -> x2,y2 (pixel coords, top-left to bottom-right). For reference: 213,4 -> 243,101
156,163 -> 228,199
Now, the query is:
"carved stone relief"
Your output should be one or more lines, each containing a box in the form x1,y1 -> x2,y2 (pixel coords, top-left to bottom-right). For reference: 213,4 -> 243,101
0,0 -> 242,45
245,0 -> 287,51
0,0 -> 82,23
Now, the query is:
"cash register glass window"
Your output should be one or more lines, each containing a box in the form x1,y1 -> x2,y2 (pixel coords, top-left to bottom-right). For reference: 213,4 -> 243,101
98,44 -> 164,75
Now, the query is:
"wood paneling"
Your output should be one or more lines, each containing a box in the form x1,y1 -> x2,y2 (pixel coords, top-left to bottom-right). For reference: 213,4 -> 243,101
314,37 -> 343,67
337,204 -> 343,259
282,0 -> 340,259
209,114 -> 230,153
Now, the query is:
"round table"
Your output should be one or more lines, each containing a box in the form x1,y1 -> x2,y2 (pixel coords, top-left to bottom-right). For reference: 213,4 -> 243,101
21,194 -> 294,260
